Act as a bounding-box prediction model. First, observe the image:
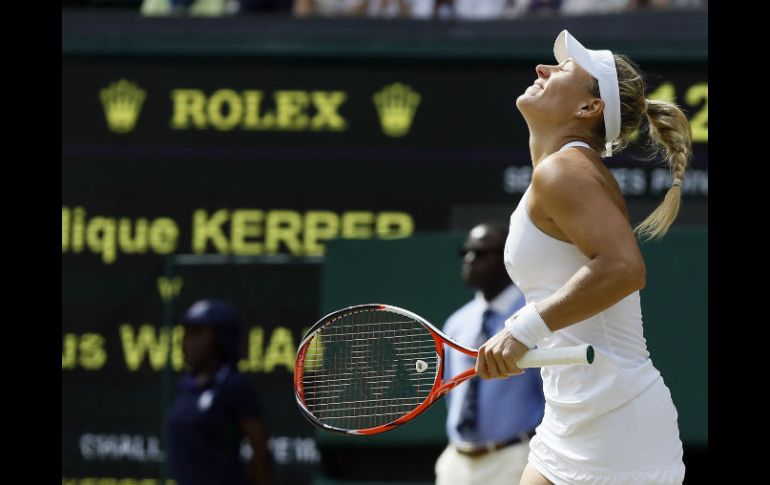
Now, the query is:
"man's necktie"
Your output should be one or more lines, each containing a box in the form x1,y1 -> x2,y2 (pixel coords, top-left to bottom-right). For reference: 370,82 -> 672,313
456,309 -> 494,440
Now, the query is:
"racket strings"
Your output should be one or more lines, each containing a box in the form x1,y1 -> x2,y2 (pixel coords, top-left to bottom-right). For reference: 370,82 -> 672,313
300,308 -> 438,430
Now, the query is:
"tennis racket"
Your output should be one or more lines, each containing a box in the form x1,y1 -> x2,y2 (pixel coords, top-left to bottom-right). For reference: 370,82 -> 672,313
294,303 -> 593,435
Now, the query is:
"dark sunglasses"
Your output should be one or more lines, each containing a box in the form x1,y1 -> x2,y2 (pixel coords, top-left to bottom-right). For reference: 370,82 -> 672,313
459,247 -> 504,258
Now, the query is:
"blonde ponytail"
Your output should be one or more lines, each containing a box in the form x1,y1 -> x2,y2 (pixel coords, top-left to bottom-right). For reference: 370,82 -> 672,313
588,55 -> 694,241
634,98 -> 692,240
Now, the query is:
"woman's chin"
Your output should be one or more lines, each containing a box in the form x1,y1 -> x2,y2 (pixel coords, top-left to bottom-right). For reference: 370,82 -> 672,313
515,94 -> 532,113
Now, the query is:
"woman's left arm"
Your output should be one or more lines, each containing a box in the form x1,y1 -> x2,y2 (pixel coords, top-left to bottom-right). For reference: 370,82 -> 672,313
532,158 -> 646,330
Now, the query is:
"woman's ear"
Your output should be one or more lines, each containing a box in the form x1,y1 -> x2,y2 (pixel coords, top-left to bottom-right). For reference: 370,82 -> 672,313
578,98 -> 604,120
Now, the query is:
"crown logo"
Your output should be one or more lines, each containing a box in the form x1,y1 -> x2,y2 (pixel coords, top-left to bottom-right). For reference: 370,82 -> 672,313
99,80 -> 146,134
373,83 -> 421,138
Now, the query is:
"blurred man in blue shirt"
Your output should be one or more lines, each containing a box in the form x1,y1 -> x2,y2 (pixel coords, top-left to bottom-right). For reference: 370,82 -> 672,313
436,222 -> 544,485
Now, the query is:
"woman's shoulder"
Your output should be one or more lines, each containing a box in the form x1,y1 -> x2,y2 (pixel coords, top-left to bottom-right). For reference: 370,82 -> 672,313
534,149 -> 627,220
533,150 -> 605,195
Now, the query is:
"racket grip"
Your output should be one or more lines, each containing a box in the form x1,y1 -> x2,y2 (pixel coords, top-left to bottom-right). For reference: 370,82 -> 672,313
517,344 -> 594,368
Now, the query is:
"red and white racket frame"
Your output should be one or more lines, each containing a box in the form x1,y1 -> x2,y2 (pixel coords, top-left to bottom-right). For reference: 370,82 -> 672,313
294,303 -> 593,435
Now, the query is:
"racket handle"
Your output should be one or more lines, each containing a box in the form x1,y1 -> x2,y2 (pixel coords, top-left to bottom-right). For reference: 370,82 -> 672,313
517,344 -> 594,368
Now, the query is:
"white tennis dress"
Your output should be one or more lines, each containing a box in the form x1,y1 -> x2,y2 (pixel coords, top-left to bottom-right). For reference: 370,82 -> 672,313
504,142 -> 686,484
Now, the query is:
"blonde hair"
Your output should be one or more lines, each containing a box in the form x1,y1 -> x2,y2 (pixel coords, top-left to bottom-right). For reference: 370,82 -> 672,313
587,55 -> 693,241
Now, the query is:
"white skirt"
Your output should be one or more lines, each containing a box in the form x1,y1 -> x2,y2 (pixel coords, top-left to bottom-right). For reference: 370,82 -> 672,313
529,377 -> 686,484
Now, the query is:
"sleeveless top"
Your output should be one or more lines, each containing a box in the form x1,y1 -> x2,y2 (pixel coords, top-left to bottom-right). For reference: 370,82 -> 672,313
503,141 -> 661,435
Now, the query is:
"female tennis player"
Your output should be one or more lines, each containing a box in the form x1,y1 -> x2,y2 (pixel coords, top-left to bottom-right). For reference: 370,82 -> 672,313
474,30 -> 690,484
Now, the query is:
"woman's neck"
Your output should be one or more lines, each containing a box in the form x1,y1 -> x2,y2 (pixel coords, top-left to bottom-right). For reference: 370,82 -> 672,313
529,133 -> 594,166
525,117 -> 596,166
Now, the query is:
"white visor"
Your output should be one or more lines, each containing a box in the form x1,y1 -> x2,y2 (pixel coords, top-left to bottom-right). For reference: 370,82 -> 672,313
554,30 -> 620,157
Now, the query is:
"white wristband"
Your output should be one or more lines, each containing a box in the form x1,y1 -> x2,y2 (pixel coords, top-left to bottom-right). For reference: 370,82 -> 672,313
504,302 -> 552,349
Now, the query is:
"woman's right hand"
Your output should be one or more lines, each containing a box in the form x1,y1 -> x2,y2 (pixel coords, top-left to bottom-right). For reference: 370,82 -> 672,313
475,327 -> 530,379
